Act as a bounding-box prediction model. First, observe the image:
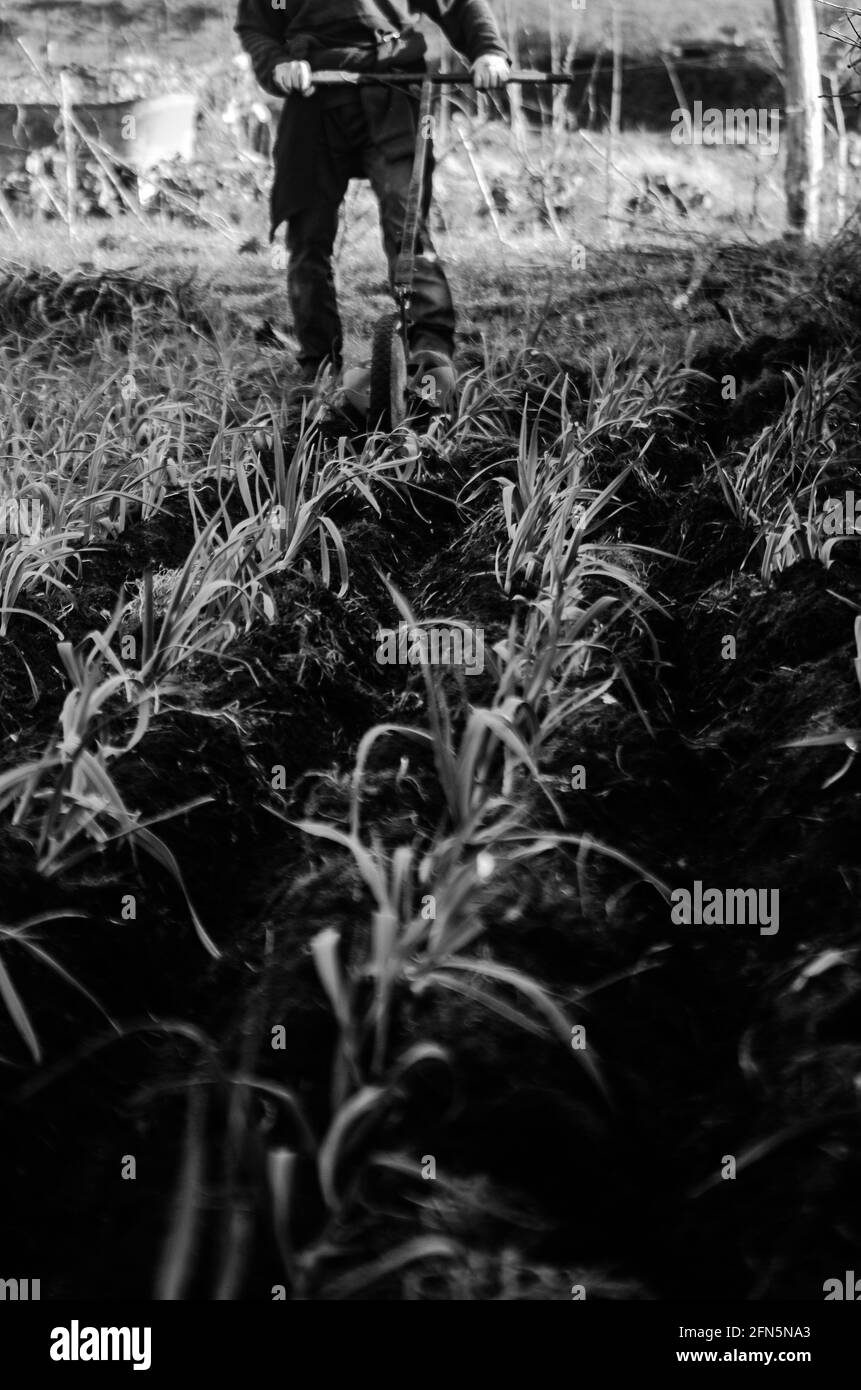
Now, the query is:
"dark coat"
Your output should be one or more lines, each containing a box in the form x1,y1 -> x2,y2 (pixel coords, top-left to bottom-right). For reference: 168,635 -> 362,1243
234,0 -> 507,231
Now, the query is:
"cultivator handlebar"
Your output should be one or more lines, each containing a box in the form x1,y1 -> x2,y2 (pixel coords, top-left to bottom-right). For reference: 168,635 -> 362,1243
310,69 -> 577,87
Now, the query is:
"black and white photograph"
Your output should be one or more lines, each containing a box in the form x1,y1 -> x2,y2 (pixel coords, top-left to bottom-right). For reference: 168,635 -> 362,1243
0,0 -> 860,1360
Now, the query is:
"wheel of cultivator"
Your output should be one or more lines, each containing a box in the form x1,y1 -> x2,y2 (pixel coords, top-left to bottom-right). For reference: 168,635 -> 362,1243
368,311 -> 408,432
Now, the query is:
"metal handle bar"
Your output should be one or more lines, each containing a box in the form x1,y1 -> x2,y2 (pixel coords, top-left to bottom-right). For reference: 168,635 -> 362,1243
310,69 -> 576,87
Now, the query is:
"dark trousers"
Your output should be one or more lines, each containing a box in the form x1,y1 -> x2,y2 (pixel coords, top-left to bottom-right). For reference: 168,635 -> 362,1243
285,93 -> 455,370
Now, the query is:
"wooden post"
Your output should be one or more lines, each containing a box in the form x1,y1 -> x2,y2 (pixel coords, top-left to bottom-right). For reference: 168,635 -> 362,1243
773,0 -> 824,240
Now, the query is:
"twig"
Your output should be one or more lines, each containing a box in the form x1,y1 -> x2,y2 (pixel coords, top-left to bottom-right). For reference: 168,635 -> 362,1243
828,71 -> 848,229
16,39 -> 149,227
582,43 -> 605,130
502,0 -> 528,157
0,185 -> 21,239
660,51 -> 689,116
438,43 -> 451,145
606,2 -> 623,243
455,124 -> 509,249
32,169 -> 70,224
59,70 -> 77,238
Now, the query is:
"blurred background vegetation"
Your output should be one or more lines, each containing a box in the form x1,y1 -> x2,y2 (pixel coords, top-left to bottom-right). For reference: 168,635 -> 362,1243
2,0 -> 777,95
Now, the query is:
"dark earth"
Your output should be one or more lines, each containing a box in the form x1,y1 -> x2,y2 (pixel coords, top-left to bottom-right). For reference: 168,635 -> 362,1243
2,235 -> 861,1299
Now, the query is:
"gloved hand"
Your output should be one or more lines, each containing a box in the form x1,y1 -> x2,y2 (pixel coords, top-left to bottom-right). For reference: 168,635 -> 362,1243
472,54 -> 510,89
273,61 -> 315,96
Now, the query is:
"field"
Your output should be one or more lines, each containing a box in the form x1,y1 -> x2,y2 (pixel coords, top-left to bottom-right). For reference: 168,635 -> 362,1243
2,7 -> 861,1308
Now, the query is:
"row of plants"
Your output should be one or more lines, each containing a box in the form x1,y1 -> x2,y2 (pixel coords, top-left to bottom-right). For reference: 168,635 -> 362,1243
1,332 -> 686,1295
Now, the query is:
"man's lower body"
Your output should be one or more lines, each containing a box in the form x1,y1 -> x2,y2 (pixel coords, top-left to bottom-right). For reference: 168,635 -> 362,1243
283,89 -> 455,380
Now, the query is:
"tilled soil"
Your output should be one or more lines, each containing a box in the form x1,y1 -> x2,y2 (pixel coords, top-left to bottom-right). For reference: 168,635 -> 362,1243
2,240 -> 860,1300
